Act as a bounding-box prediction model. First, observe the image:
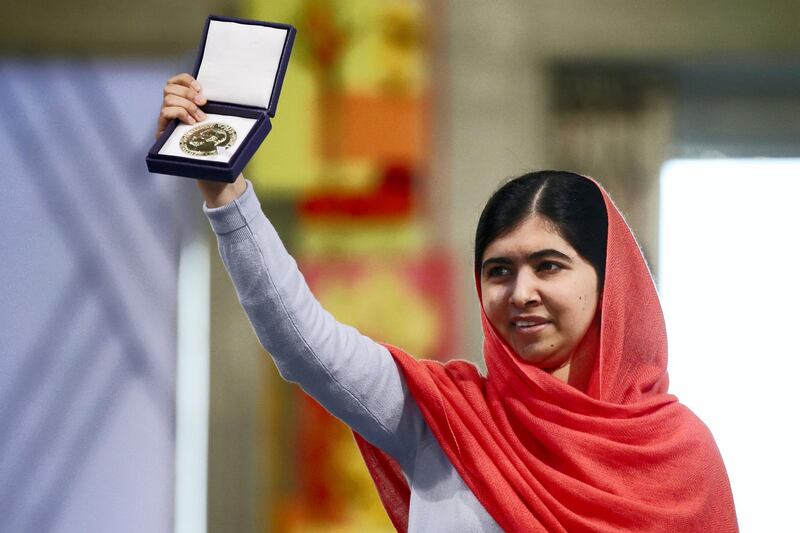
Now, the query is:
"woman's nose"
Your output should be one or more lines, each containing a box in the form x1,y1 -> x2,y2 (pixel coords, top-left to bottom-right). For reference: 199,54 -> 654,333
509,269 -> 540,307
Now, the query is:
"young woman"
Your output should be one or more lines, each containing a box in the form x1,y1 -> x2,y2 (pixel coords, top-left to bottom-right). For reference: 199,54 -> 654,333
159,74 -> 738,532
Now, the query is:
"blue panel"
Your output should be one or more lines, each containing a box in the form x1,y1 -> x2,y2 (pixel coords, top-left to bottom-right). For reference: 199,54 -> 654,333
0,58 -> 195,533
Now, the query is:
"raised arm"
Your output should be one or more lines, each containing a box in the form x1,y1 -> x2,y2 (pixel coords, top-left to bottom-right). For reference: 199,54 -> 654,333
158,74 -> 424,466
205,182 -> 423,464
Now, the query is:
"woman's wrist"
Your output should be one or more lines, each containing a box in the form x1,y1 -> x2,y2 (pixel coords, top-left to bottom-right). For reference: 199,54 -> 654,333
197,174 -> 247,208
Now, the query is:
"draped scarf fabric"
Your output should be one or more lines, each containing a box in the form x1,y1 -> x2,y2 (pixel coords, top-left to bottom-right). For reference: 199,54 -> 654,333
354,176 -> 738,531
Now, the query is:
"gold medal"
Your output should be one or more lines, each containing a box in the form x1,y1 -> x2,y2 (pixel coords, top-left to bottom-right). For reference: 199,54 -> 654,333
179,122 -> 238,156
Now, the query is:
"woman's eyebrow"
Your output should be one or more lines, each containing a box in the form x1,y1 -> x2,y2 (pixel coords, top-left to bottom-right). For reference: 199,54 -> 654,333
528,249 -> 572,262
481,257 -> 513,272
481,249 -> 572,271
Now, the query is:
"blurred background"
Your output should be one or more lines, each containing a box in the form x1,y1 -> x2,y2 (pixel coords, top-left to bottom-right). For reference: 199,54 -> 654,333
1,1 -> 798,532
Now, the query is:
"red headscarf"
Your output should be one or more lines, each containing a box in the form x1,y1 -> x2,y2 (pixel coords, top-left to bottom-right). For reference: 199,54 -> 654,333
354,176 -> 738,531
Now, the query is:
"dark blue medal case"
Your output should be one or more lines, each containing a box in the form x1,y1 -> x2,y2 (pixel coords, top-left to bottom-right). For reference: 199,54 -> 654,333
146,15 -> 296,182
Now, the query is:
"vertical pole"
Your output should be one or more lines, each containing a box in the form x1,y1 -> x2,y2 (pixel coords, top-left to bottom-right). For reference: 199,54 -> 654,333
175,237 -> 211,533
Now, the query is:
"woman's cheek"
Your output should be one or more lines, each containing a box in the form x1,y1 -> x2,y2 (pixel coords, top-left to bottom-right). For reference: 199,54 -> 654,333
481,288 -> 504,322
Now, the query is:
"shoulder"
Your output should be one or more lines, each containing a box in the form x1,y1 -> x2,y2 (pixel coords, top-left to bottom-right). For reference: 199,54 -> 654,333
381,344 -> 485,388
442,359 -> 484,383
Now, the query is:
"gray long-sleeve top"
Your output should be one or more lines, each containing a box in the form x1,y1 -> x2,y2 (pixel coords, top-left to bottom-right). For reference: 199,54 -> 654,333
204,181 -> 501,532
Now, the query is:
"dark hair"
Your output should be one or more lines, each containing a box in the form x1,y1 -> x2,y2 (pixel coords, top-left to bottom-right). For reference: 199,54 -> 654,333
474,170 -> 608,289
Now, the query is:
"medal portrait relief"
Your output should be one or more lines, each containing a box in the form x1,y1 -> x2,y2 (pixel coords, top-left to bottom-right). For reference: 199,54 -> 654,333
179,122 -> 237,156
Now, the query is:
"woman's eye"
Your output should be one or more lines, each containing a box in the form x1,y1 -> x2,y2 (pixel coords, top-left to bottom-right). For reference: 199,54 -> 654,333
538,262 -> 562,273
487,266 -> 511,278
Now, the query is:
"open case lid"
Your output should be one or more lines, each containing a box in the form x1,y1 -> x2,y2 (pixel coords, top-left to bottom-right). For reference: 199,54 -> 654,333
193,15 -> 296,116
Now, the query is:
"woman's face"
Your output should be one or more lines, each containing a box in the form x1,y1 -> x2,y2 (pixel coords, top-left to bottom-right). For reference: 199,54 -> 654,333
479,213 -> 600,370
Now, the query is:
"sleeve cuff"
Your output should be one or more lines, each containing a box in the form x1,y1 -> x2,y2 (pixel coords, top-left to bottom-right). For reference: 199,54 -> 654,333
202,179 -> 262,235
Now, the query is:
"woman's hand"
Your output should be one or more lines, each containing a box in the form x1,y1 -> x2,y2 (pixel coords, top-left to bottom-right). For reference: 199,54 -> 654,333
156,73 -> 208,138
156,73 -> 246,207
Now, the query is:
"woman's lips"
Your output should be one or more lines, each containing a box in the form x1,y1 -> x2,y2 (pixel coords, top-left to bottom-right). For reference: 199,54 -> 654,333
511,320 -> 550,334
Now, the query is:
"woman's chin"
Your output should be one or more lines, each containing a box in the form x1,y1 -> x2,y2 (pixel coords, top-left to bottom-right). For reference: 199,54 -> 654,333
514,346 -> 568,370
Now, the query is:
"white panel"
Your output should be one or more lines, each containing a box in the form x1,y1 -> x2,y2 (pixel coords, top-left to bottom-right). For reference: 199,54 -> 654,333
659,158 -> 800,531
158,114 -> 257,163
197,20 -> 288,109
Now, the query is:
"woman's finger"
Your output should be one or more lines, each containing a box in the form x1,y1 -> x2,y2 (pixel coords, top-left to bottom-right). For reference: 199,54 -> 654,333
163,94 -> 207,121
161,105 -> 196,125
167,73 -> 202,93
163,83 -> 207,106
